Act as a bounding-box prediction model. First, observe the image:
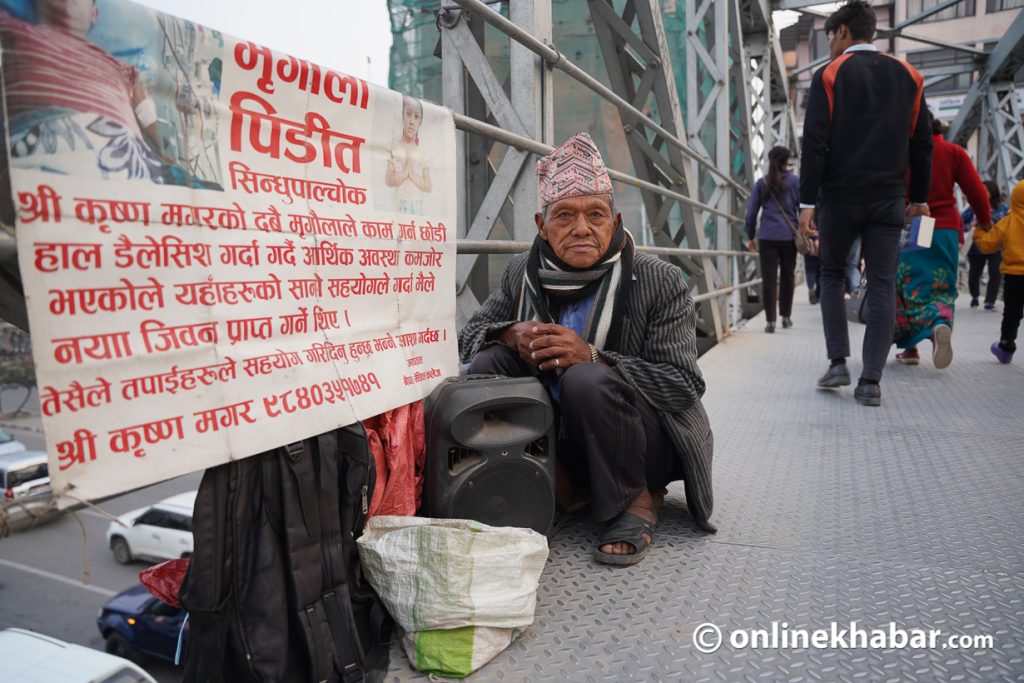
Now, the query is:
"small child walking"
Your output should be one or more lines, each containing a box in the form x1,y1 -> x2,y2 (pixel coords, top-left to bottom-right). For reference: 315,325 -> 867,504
974,179 -> 1024,363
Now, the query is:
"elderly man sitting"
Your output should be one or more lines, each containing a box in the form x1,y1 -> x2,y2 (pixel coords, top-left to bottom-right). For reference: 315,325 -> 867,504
459,133 -> 715,565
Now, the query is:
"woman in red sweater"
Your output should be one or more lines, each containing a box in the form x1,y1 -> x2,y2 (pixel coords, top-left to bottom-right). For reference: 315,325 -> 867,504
893,118 -> 991,368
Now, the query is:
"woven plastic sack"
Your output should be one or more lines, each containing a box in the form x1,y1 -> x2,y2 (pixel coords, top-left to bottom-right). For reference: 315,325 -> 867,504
401,625 -> 523,678
357,516 -> 547,677
357,516 -> 548,632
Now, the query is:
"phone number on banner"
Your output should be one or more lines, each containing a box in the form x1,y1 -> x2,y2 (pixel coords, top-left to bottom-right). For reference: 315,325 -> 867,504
263,374 -> 381,416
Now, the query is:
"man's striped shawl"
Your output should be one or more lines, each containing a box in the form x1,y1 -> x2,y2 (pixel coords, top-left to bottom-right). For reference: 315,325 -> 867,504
516,229 -> 635,351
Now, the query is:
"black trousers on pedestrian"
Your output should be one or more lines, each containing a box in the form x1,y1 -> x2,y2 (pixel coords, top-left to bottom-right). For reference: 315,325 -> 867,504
759,239 -> 797,321
804,253 -> 821,296
999,274 -> 1024,353
967,249 -> 1002,305
817,197 -> 904,382
469,344 -> 679,522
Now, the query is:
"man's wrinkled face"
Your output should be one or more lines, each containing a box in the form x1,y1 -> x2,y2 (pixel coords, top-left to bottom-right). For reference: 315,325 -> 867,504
536,194 -> 619,269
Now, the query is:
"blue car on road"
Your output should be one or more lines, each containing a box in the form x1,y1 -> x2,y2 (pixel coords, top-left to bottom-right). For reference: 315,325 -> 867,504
97,584 -> 187,664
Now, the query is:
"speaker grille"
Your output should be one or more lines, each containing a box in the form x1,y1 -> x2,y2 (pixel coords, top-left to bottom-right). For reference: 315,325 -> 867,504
523,436 -> 548,459
447,447 -> 483,475
451,461 -> 554,535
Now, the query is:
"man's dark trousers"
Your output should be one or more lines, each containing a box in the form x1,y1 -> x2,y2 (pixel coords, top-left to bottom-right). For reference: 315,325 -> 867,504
818,197 -> 905,382
468,344 -> 678,522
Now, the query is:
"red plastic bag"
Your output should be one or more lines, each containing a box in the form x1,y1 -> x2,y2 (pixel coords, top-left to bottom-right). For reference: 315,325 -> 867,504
362,401 -> 425,518
139,558 -> 190,607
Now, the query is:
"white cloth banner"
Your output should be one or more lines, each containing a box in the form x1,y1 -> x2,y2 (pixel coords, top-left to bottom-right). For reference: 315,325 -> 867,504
0,0 -> 457,503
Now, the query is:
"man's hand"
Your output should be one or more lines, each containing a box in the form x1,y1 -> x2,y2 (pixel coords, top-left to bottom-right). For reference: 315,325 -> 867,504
500,322 -> 591,371
975,221 -> 993,232
799,207 -> 818,237
907,203 -> 930,219
747,239 -> 758,253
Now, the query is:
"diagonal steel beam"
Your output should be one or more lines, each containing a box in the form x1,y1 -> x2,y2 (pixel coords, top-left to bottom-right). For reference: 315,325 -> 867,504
589,0 -> 725,339
878,29 -> 987,55
947,9 -> 1024,150
440,2 -> 552,325
445,19 -> 529,137
454,149 -> 530,294
796,6 -> 986,55
894,0 -> 966,30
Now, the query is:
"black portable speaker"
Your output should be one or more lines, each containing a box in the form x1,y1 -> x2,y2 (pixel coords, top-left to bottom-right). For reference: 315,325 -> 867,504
424,375 -> 556,535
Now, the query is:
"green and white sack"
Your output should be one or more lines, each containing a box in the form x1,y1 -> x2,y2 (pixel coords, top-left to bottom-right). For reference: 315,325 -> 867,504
402,625 -> 524,678
357,516 -> 549,677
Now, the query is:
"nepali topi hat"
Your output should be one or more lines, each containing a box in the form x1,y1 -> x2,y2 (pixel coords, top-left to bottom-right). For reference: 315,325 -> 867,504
536,132 -> 613,208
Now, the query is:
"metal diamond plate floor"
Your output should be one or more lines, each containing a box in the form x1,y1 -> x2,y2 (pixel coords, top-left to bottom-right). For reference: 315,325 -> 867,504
388,290 -> 1024,682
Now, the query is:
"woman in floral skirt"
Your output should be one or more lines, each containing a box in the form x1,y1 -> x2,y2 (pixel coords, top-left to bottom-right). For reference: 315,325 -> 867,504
893,119 -> 991,368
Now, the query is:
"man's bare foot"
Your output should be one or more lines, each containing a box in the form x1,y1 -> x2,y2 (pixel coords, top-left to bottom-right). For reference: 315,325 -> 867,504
599,489 -> 664,556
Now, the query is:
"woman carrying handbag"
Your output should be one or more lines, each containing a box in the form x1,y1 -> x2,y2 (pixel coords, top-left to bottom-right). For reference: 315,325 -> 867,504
744,146 -> 807,333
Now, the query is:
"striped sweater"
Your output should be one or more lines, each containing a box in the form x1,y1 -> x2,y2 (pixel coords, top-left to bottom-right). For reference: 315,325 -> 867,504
0,13 -> 143,139
459,252 -> 716,532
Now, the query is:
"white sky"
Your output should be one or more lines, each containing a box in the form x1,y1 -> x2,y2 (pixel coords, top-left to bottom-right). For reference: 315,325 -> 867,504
132,0 -> 394,87
129,1 -> 841,88
773,3 -> 842,31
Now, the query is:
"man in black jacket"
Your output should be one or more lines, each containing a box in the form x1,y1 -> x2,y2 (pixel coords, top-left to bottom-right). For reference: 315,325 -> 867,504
798,0 -> 933,406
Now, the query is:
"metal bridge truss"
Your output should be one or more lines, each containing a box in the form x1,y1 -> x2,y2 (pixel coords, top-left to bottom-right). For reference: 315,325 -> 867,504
438,0 -> 800,349
587,0 -> 724,342
947,10 -> 1024,191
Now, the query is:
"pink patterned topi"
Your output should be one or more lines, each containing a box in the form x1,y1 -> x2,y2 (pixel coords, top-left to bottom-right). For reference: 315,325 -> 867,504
537,132 -> 613,207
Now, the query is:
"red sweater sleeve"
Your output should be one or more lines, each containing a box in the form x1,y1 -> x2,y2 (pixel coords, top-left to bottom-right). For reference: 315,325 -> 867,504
956,147 -> 991,225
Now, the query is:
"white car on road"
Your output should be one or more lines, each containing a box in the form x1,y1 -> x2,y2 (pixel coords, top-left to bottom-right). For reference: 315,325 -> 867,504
0,427 -> 27,457
106,491 -> 197,565
0,627 -> 155,683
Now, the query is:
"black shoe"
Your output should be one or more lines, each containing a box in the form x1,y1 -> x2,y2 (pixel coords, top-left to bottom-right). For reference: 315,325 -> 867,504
765,322 -> 776,333
854,382 -> 881,406
817,363 -> 851,388
809,291 -> 820,305
781,317 -> 793,329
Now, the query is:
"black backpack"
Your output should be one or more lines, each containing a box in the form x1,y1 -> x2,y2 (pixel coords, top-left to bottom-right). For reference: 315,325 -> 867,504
178,423 -> 392,683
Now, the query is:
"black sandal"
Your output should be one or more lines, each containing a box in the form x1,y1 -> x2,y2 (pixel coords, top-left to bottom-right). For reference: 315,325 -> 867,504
593,512 -> 655,566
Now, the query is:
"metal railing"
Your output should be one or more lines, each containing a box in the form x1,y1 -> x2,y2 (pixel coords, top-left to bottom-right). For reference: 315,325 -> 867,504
444,0 -> 750,201
440,0 -> 765,339
456,241 -> 762,327
452,114 -> 745,224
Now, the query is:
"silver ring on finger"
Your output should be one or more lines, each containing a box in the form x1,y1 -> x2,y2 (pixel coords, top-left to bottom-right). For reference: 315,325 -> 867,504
555,358 -> 559,367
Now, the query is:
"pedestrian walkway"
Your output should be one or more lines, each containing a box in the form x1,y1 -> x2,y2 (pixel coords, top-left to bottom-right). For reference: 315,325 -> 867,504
390,288 -> 1024,681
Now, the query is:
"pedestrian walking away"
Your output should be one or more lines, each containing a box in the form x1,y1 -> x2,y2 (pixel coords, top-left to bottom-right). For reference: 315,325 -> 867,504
974,179 -> 1024,365
805,249 -> 821,305
744,146 -> 800,333
963,179 -> 1009,310
797,0 -> 933,407
893,118 -> 991,369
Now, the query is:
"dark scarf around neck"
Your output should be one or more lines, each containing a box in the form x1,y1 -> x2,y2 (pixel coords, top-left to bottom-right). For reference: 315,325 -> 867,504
518,224 -> 634,351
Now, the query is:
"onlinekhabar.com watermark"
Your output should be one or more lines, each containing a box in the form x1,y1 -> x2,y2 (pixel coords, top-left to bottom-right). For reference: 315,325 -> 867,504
692,621 -> 995,654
